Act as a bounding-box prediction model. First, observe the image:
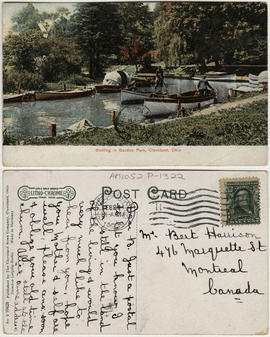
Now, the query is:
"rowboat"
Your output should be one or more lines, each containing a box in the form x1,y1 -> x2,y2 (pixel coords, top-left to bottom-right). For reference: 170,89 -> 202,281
4,92 -> 36,103
193,73 -> 237,82
95,84 -> 121,93
143,90 -> 216,117
35,88 -> 95,101
121,89 -> 152,104
3,94 -> 24,104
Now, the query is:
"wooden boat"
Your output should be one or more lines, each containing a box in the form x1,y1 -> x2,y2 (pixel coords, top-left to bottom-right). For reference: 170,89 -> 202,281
143,90 -> 216,117
95,84 -> 122,93
130,77 -> 155,87
121,89 -> 152,104
3,92 -> 36,104
193,73 -> 237,82
35,88 -> 95,101
3,94 -> 24,104
248,73 -> 259,86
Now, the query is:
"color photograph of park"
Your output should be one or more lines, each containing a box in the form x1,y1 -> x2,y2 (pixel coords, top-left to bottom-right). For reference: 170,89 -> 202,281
2,1 -> 267,146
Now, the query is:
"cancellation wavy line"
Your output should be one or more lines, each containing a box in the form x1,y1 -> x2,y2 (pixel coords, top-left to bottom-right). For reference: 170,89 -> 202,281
149,216 -> 219,223
162,205 -> 220,213
149,199 -> 219,207
150,222 -> 220,228
186,188 -> 219,195
173,217 -> 220,224
149,210 -> 220,218
150,193 -> 219,202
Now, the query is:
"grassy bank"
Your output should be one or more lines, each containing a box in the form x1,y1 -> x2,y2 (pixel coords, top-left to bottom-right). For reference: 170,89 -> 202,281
4,99 -> 267,146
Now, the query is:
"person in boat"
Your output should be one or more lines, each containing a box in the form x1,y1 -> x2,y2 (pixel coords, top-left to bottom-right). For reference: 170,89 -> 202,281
197,75 -> 213,95
155,66 -> 164,91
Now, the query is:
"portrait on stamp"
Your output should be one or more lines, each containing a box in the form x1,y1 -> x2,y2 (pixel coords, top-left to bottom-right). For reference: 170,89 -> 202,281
2,2 -> 268,166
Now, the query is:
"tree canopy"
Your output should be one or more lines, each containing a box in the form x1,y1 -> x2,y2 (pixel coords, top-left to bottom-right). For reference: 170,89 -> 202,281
154,2 -> 267,68
3,2 -> 267,93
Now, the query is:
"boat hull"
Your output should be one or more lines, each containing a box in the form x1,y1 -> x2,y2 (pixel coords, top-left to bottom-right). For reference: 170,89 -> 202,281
121,90 -> 151,104
193,73 -> 236,82
144,100 -> 179,116
95,85 -> 121,93
3,94 -> 24,104
35,89 -> 94,101
143,90 -> 216,116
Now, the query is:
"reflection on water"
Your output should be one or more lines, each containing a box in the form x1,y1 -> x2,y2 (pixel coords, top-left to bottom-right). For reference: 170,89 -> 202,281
3,78 -> 238,136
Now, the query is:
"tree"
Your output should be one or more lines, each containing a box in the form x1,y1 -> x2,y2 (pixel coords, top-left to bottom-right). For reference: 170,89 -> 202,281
50,7 -> 74,40
72,3 -> 121,78
120,40 -> 146,72
3,31 -> 45,72
38,37 -> 82,82
154,2 -> 267,69
3,30 -> 82,91
11,3 -> 52,35
117,3 -> 154,68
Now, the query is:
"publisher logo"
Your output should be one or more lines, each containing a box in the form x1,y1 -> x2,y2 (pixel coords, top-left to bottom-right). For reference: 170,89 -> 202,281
17,186 -> 76,201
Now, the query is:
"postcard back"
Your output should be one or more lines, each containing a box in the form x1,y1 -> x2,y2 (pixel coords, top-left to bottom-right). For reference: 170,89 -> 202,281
3,170 -> 268,334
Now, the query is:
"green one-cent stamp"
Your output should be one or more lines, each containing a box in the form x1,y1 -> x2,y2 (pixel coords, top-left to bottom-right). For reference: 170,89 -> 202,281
220,177 -> 260,226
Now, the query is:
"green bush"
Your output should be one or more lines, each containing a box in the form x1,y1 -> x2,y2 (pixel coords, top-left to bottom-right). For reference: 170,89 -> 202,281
64,74 -> 90,86
3,69 -> 46,93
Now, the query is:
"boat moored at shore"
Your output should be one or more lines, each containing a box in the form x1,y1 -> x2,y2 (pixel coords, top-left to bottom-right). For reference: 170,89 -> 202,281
143,90 -> 217,116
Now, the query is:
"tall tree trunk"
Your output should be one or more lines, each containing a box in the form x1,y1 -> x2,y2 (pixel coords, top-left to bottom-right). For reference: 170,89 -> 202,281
200,59 -> 207,73
89,56 -> 94,78
214,58 -> 221,70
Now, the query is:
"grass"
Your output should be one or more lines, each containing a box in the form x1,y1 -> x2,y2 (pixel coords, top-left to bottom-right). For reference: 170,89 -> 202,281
4,99 -> 267,146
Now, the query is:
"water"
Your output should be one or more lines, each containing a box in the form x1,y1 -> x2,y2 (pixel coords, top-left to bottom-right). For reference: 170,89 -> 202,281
3,78 -> 239,137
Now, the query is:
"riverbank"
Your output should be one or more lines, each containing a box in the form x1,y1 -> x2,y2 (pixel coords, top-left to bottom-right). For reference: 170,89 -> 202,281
3,93 -> 267,146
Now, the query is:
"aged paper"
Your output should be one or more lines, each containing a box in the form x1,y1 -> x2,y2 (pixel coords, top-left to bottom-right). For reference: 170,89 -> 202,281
3,170 -> 268,334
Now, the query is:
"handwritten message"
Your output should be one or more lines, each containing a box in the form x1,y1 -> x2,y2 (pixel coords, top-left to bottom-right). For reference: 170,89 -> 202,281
5,197 -> 137,334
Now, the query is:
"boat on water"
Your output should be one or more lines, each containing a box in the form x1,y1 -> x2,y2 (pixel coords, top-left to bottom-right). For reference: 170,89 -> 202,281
4,88 -> 95,103
143,90 -> 217,117
4,92 -> 36,103
3,94 -> 24,104
95,84 -> 122,93
121,89 -> 152,104
193,72 -> 237,82
35,88 -> 95,101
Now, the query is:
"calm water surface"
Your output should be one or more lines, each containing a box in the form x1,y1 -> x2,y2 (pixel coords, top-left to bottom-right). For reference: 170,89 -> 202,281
3,78 -> 239,136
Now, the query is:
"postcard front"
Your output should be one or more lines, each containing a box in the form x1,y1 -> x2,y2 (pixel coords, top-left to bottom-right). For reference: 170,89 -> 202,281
2,1 -> 268,166
3,170 -> 268,334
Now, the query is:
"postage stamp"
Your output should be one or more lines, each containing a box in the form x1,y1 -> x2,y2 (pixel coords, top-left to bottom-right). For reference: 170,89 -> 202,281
219,177 -> 260,226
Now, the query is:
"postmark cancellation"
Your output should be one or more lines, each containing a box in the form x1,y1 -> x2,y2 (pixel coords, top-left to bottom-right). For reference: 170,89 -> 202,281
220,177 -> 260,226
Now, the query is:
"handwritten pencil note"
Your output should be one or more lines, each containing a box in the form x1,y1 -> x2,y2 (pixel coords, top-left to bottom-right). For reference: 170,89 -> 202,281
3,171 -> 268,334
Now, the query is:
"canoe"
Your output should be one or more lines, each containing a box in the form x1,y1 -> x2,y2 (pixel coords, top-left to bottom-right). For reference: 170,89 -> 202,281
143,90 -> 216,117
95,84 -> 121,93
193,73 -> 236,82
35,88 -> 95,101
121,89 -> 152,104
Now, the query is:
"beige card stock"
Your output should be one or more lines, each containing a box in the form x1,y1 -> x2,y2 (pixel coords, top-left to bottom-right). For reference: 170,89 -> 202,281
3,170 -> 268,334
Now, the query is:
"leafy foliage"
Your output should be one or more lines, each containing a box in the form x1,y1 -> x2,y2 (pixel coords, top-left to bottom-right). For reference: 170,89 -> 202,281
154,2 -> 267,68
72,3 -> 121,77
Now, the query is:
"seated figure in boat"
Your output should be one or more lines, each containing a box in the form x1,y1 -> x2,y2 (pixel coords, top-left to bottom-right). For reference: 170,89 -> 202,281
155,66 -> 164,92
197,75 -> 214,95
